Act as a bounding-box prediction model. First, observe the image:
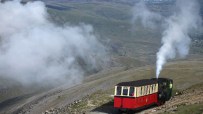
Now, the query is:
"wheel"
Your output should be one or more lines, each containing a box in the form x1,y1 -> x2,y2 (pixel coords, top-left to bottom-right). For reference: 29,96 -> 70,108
127,110 -> 134,114
157,100 -> 165,106
113,108 -> 120,114
118,109 -> 126,114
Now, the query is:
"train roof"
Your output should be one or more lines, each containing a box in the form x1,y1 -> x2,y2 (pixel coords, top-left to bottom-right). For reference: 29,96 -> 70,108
116,79 -> 157,87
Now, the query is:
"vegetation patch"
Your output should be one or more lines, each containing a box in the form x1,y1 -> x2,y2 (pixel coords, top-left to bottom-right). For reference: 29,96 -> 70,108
67,89 -> 114,113
163,103 -> 203,114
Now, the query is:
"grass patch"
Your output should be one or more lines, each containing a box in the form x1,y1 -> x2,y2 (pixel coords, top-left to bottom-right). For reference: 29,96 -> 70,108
68,89 -> 114,113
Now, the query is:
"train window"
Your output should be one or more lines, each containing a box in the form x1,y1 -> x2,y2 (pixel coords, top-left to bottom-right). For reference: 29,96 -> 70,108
142,86 -> 144,95
153,84 -> 155,93
116,86 -> 121,95
140,86 -> 143,96
145,86 -> 148,95
156,84 -> 158,92
137,87 -> 141,97
154,84 -> 158,93
153,84 -> 156,92
144,86 -> 146,95
149,85 -> 151,93
123,87 -> 128,96
149,85 -> 151,94
142,86 -> 145,95
129,87 -> 134,96
147,85 -> 150,94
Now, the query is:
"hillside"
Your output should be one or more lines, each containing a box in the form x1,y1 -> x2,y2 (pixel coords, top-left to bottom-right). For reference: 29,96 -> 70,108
45,1 -> 203,64
0,56 -> 203,114
0,1 -> 203,114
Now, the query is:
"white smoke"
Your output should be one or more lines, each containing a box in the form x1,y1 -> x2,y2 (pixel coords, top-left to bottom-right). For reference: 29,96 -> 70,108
132,1 -> 162,28
156,0 -> 202,78
0,0 -> 107,86
132,0 -> 202,78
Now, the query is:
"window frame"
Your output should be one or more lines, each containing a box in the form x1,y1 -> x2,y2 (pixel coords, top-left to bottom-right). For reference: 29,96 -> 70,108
114,86 -> 136,97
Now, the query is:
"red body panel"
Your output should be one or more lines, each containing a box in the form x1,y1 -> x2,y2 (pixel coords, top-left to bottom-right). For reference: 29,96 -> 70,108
114,93 -> 158,109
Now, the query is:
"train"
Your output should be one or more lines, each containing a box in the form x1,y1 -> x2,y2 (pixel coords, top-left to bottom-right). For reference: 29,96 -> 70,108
114,78 -> 173,112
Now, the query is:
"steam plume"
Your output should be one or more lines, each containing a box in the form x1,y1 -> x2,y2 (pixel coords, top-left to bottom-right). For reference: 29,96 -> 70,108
132,1 -> 162,28
156,0 -> 202,78
132,0 -> 202,78
0,0 -> 107,85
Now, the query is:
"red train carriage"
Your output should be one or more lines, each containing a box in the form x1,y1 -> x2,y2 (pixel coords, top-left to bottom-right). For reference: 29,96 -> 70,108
114,78 -> 173,111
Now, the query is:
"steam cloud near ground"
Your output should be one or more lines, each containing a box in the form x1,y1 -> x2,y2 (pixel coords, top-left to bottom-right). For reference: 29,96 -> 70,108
0,0 -> 107,86
133,0 -> 202,78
